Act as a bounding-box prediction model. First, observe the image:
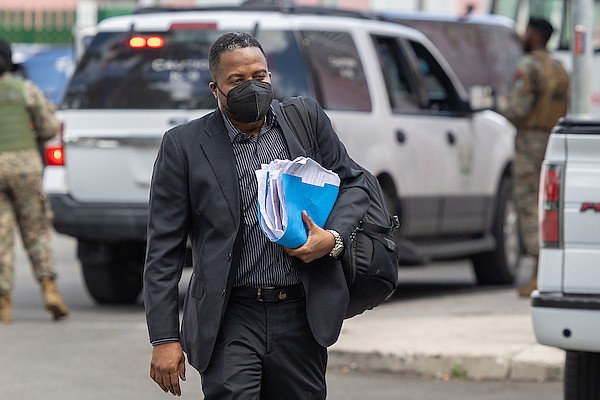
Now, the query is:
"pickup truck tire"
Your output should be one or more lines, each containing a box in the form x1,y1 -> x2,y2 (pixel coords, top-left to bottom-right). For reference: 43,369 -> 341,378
565,351 -> 600,400
78,240 -> 144,304
471,177 -> 520,284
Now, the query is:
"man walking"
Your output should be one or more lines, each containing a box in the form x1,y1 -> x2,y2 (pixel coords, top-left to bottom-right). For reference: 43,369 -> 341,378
144,32 -> 369,399
499,17 -> 569,297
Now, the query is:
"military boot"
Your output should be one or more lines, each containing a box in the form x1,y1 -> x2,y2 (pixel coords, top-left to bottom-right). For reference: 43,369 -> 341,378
518,256 -> 538,298
0,293 -> 13,323
40,279 -> 69,320
517,276 -> 537,297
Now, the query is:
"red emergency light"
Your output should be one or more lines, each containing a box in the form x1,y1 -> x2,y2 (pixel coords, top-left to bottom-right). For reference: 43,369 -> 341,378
129,36 -> 146,48
129,35 -> 165,49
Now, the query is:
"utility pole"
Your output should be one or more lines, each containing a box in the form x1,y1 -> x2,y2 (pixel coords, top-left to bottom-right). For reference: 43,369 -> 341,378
73,0 -> 98,61
570,0 -> 594,117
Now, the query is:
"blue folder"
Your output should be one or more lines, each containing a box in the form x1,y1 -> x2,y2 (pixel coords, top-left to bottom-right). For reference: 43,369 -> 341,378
257,157 -> 340,248
272,174 -> 339,248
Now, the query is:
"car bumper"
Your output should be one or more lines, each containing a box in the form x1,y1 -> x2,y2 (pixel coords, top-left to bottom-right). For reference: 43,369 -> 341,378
531,291 -> 600,352
49,194 -> 148,242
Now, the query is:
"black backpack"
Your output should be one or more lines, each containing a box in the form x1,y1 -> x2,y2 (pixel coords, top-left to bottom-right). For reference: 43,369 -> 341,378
276,97 -> 400,318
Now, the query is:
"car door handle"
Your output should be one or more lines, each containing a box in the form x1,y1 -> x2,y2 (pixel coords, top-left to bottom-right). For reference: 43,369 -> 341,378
396,130 -> 406,144
447,131 -> 456,145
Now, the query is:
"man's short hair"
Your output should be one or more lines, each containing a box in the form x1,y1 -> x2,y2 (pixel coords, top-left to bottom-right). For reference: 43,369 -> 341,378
528,17 -> 554,43
208,32 -> 266,81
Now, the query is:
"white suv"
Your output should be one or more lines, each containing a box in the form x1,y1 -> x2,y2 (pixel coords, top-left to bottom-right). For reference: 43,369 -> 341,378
44,6 -> 518,304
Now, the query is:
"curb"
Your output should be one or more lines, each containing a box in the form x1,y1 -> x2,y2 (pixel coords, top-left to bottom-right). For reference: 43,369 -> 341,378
328,348 -> 564,382
325,274 -> 566,383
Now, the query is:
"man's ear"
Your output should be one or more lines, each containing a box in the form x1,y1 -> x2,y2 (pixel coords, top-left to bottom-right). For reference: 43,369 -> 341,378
209,81 -> 218,99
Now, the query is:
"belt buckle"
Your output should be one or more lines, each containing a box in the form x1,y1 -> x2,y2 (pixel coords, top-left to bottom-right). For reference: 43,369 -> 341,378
257,286 -> 276,302
257,286 -> 284,302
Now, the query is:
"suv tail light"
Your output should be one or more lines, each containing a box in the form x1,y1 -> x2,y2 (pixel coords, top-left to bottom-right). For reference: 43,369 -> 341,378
539,163 -> 563,248
44,122 -> 65,166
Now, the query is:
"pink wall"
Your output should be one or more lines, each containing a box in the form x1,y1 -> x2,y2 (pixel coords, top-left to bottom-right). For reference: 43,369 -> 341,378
334,0 -> 369,10
0,0 -> 77,10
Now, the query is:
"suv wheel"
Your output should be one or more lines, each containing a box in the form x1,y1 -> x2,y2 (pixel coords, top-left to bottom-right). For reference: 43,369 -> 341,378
471,177 -> 521,284
78,240 -> 144,304
565,351 -> 600,400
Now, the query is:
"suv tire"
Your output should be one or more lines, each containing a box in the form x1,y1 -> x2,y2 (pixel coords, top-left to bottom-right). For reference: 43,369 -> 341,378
565,351 -> 600,400
471,177 -> 520,284
78,240 -> 144,304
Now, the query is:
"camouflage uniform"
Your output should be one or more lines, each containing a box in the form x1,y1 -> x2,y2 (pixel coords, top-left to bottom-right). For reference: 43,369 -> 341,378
0,73 -> 60,295
500,49 -> 569,256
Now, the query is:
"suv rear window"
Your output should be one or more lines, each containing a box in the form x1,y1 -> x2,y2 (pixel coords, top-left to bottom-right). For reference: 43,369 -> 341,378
63,29 -> 314,110
63,30 -> 225,110
62,27 -> 371,113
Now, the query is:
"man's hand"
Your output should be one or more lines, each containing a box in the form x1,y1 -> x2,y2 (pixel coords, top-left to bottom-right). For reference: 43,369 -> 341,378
285,211 -> 335,263
150,342 -> 186,396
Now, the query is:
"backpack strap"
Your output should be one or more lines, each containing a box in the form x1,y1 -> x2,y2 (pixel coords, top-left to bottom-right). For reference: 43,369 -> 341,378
279,97 -> 317,158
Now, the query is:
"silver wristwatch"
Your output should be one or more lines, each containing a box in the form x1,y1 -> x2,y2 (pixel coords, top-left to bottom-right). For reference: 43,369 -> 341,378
326,229 -> 344,259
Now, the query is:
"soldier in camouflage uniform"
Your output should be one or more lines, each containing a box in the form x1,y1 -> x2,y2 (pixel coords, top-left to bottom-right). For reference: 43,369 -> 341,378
499,18 -> 569,297
0,38 -> 69,322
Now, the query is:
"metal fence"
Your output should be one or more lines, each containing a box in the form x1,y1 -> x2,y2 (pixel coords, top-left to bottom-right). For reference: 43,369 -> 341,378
0,6 -> 134,44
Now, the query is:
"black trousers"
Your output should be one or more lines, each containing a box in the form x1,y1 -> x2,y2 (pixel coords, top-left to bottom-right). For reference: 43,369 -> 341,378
201,295 -> 327,400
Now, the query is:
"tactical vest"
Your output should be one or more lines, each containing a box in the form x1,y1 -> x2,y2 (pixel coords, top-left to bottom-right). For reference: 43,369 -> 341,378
522,52 -> 569,131
0,74 -> 36,152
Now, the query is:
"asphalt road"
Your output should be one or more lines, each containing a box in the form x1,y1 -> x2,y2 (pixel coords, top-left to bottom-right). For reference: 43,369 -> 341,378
0,233 -> 561,400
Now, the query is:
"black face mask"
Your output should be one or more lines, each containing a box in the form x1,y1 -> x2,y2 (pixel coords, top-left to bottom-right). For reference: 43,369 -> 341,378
218,80 -> 274,123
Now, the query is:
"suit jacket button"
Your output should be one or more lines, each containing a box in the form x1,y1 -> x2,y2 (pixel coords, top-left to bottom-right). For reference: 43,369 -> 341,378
221,289 -> 226,296
227,253 -> 232,261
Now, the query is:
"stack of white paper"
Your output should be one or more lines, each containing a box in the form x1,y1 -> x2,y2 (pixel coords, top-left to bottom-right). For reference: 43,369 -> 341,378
255,156 -> 340,248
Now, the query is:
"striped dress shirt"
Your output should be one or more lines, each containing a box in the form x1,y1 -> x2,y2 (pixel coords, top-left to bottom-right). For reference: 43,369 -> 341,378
223,109 -> 301,288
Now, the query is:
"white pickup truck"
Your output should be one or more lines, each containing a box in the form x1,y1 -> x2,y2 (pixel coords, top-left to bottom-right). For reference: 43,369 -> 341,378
531,118 -> 600,399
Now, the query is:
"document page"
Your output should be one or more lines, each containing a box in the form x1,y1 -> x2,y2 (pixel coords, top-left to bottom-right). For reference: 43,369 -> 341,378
255,156 -> 340,248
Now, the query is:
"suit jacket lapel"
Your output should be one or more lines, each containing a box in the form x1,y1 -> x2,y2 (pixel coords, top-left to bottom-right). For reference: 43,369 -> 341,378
200,111 -> 240,224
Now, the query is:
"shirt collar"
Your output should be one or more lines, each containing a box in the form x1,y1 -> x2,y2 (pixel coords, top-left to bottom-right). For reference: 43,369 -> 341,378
223,107 -> 276,143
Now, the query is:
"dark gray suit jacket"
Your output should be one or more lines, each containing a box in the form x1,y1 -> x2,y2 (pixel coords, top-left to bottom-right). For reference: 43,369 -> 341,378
144,97 -> 369,372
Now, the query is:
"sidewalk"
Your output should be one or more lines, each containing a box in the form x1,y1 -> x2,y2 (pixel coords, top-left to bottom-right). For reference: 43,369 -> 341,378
328,286 -> 565,382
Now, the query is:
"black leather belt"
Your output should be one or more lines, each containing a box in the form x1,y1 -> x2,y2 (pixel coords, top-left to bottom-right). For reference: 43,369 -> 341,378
232,284 -> 304,302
